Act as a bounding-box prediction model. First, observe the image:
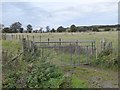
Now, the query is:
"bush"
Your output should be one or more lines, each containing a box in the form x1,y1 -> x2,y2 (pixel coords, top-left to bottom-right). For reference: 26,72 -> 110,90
2,45 -> 64,88
26,59 -> 63,88
93,48 -> 118,69
98,48 -> 112,57
92,27 -> 99,32
104,28 -> 111,31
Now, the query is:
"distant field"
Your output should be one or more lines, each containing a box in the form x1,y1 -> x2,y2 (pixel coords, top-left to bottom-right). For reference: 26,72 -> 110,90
6,31 -> 118,49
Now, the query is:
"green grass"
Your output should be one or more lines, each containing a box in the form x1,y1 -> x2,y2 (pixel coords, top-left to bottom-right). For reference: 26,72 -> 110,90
3,31 -> 118,88
2,40 -> 65,88
2,40 -> 22,54
8,31 -> 118,48
37,40 -> 118,70
71,74 -> 88,88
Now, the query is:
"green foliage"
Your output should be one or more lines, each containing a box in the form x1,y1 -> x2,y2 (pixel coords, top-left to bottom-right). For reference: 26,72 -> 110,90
104,28 -> 111,31
3,56 -> 64,88
2,40 -> 22,54
27,59 -> 63,88
10,22 -> 22,33
93,49 -> 118,69
2,40 -> 64,88
2,27 -> 11,33
50,28 -> 56,32
70,24 -> 77,32
27,24 -> 33,33
46,26 -> 50,32
71,74 -> 88,88
57,26 -> 66,32
2,32 -> 118,88
92,27 -> 99,32
98,48 -> 112,57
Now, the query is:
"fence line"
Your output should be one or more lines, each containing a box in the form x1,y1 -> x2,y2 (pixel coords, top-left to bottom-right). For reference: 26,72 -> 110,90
2,35 -> 97,66
3,36 -> 114,67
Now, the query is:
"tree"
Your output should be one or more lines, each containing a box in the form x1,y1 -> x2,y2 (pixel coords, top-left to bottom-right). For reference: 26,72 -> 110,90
104,28 -> 111,31
70,24 -> 77,32
57,26 -> 66,32
2,27 -> 11,33
77,27 -> 83,32
39,27 -> 43,33
50,28 -> 56,32
27,24 -> 33,33
46,26 -> 50,32
33,30 -> 38,33
10,22 -> 22,33
92,27 -> 99,32
19,28 -> 23,33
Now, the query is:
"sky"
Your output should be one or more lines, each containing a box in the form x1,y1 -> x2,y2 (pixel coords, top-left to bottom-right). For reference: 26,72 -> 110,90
1,0 -> 120,30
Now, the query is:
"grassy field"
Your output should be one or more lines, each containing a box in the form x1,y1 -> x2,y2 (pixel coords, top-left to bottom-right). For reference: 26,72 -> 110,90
7,31 -> 118,49
5,31 -> 118,69
2,31 -> 119,88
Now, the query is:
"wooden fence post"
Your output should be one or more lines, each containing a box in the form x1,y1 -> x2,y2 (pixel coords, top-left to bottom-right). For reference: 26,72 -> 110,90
96,48 -> 98,60
91,42 -> 93,55
107,42 -> 112,49
19,35 -> 21,40
93,41 -> 96,55
100,40 -> 102,52
2,33 -> 6,40
14,34 -> 15,39
12,34 -> 13,39
22,38 -> 26,57
16,34 -> 17,39
48,38 -> 50,46
70,44 -> 73,66
86,46 -> 88,65
59,38 -> 61,46
30,41 -> 34,54
5,33 -> 6,40
27,35 -> 29,41
75,40 -> 78,54
40,36 -> 41,42
78,46 -> 80,66
42,47 -> 44,57
76,40 -> 78,46
33,35 -> 34,41
41,48 -> 43,57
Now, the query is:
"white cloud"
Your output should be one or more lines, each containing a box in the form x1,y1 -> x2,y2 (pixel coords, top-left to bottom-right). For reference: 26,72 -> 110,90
2,0 -> 119,29
2,0 -> 120,3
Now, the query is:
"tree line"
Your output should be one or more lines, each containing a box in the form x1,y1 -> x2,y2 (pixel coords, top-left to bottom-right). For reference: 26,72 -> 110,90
1,22 -> 119,33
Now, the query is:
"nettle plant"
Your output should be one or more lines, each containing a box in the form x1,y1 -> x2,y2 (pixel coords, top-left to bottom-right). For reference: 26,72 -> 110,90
26,59 -> 63,88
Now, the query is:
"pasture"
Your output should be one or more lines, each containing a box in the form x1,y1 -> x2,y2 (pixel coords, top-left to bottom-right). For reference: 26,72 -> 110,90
6,31 -> 118,48
2,31 -> 119,88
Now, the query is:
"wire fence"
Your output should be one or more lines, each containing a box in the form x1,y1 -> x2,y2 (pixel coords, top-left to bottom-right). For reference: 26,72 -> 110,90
2,33 -> 97,66
2,33 -> 115,67
2,33 -> 117,88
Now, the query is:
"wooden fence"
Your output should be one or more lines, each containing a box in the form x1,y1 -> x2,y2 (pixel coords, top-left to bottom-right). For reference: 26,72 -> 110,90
2,34 -> 113,66
2,34 -> 97,66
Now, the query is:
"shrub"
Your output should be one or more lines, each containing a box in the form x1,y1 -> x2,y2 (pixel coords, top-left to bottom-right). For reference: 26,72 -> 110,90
104,28 -> 111,31
98,48 -> 112,57
26,59 -> 63,88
